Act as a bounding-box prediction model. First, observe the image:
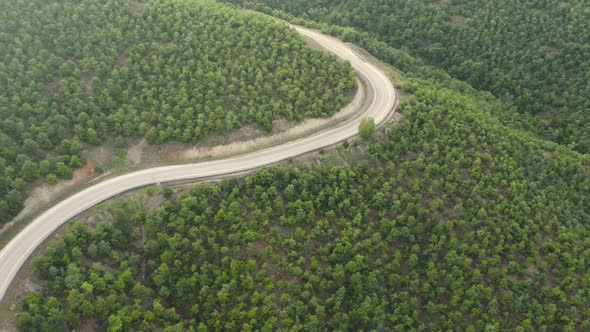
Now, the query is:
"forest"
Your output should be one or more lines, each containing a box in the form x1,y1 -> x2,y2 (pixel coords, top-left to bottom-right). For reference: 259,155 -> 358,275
0,0 -> 356,224
17,72 -> 590,330
5,0 -> 590,331
225,0 -> 590,154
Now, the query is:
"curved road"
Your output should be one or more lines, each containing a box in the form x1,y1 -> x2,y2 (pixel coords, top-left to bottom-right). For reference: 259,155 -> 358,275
0,25 -> 396,302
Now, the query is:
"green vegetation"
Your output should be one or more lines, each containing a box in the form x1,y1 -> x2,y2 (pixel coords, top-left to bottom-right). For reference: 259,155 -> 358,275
358,117 -> 375,140
7,1 -> 590,331
17,73 -> 590,330
0,0 -> 356,224
225,0 -> 590,153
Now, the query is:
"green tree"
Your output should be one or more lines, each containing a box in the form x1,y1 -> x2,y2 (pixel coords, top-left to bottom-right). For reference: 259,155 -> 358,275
359,117 -> 375,140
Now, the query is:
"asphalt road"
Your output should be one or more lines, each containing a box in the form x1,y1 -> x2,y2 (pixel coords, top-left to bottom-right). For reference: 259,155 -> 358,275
0,25 -> 396,302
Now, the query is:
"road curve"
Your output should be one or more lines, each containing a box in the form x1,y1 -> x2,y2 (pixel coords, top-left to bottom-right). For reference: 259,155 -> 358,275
0,25 -> 396,302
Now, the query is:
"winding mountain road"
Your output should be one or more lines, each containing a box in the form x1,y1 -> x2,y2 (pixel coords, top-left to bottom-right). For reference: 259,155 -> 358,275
0,25 -> 396,302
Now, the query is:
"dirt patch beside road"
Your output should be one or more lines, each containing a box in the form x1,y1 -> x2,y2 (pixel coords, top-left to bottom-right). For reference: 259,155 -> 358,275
127,138 -> 147,164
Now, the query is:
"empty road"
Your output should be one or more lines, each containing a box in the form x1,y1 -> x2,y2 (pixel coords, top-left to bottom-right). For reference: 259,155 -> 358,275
0,24 -> 396,302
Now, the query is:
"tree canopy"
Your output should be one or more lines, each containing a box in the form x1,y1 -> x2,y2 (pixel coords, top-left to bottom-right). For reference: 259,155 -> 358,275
18,74 -> 590,331
359,117 -> 375,140
0,0 -> 356,224
7,1 -> 590,331
225,0 -> 590,154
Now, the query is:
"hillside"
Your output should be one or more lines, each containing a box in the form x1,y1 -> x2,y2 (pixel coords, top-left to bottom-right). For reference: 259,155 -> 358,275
225,0 -> 590,154
5,1 -> 590,331
16,64 -> 590,331
0,0 -> 356,224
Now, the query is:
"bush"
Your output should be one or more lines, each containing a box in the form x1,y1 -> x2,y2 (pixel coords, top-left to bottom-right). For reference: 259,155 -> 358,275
163,187 -> 174,199
46,174 -> 58,185
93,164 -> 104,174
359,117 -> 375,140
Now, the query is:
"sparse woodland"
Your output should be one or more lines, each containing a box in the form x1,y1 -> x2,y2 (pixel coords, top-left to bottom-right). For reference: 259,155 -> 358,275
0,0 -> 356,224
